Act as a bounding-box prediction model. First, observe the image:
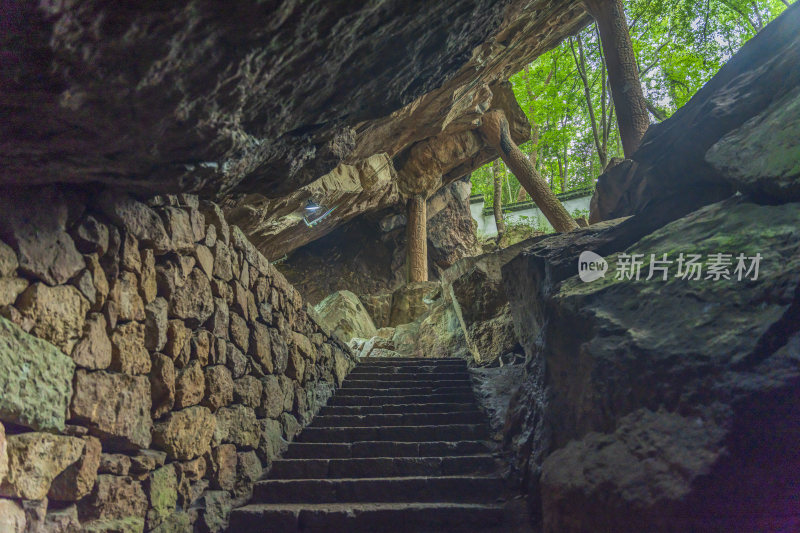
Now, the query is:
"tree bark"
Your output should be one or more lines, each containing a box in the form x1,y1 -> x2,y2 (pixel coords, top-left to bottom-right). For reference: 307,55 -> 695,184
492,159 -> 506,240
584,0 -> 649,157
479,109 -> 579,233
406,195 -> 427,282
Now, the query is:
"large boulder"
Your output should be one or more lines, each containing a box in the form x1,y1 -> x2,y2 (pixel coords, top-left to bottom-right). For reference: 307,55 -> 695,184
426,177 -> 481,271
447,249 -> 522,365
388,282 -> 440,326
504,198 -> 800,529
314,290 -> 377,342
705,85 -> 800,202
0,316 -> 75,432
590,4 -> 800,223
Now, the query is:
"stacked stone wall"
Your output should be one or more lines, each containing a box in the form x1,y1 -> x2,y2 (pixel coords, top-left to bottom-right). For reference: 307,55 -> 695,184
0,187 -> 355,532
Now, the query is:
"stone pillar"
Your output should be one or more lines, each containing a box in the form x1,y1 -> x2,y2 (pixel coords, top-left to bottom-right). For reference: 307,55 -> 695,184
406,195 -> 427,283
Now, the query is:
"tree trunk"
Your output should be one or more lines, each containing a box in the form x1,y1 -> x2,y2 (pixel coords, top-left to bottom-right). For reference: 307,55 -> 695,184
584,0 -> 649,157
406,195 -> 427,283
479,109 -> 579,233
492,159 -> 506,240
571,34 -> 608,168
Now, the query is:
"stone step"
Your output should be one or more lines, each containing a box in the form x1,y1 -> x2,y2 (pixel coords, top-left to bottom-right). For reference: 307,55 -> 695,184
342,378 -> 472,388
283,440 -> 496,459
358,357 -> 465,363
297,424 -> 490,443
351,361 -> 466,370
329,392 -> 475,406
251,475 -> 504,504
229,502 -> 508,533
336,386 -> 473,397
311,411 -> 484,428
352,362 -> 467,370
268,455 -> 499,479
319,402 -> 478,416
345,372 -> 470,381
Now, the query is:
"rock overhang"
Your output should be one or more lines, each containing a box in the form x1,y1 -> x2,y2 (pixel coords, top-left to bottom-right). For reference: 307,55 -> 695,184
1,0 -> 591,257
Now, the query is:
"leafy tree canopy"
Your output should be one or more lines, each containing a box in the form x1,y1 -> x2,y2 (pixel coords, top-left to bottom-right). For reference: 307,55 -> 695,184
471,0 -> 791,206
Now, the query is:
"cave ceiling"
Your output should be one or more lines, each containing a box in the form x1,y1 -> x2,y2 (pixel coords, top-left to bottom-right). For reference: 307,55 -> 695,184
1,0 -> 591,256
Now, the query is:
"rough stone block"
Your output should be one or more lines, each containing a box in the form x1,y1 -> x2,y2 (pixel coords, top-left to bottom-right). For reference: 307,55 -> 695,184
150,354 -> 175,419
212,405 -> 259,449
70,312 -> 111,370
96,192 -> 172,253
233,376 -> 262,409
0,189 -> 84,285
79,474 -> 148,523
152,406 -> 216,460
0,499 -> 26,533
0,316 -> 75,431
48,436 -> 101,501
110,322 -> 151,375
203,365 -> 234,411
0,432 -> 84,500
175,360 -> 205,409
70,370 -> 152,450
16,283 -> 89,354
169,269 -> 213,327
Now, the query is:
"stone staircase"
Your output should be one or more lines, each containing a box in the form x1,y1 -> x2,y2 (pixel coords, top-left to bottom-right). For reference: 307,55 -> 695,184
229,357 -> 528,532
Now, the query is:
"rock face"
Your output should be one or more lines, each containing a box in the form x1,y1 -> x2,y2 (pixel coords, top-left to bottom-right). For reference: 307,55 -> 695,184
228,153 -> 401,262
0,316 -> 75,432
388,282 -> 440,327
502,197 -> 800,530
446,245 -> 527,365
426,178 -> 481,271
705,85 -> 800,202
590,4 -> 800,223
0,0 -> 588,202
314,291 -> 377,343
0,188 -> 85,286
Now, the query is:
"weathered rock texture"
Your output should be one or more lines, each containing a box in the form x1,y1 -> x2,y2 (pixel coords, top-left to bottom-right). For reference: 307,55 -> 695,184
0,316 -> 75,432
0,190 -> 355,531
503,197 -> 800,530
491,21 -> 800,526
0,1 -> 587,200
313,291 -> 377,343
3,0 -> 591,263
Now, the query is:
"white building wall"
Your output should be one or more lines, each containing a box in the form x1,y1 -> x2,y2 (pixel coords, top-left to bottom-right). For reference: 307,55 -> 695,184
469,192 -> 593,239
